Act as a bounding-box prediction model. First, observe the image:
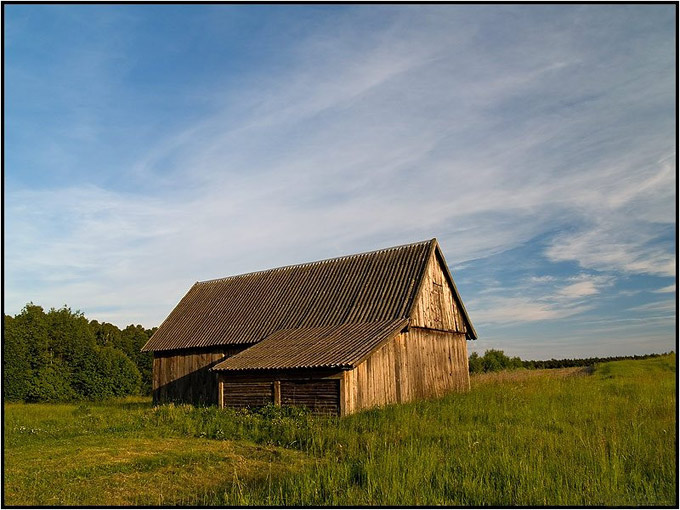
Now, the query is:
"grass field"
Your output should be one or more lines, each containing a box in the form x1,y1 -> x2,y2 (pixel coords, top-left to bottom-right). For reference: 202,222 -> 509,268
4,355 -> 676,506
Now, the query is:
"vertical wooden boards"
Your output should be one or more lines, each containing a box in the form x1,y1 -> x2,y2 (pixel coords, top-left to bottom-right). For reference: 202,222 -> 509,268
338,375 -> 345,416
152,357 -> 160,404
152,346 -> 249,405
410,250 -> 466,334
342,369 -> 356,416
346,328 -> 469,414
218,374 -> 224,409
273,381 -> 281,406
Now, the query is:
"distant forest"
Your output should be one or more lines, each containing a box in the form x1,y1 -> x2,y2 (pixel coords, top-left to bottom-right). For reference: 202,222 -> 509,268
468,349 -> 671,374
3,303 -> 672,402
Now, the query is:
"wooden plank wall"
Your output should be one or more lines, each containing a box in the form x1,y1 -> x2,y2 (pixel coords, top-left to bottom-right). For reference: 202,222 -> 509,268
280,380 -> 340,415
218,370 -> 343,415
343,328 -> 469,414
153,346 -> 248,405
410,251 -> 467,333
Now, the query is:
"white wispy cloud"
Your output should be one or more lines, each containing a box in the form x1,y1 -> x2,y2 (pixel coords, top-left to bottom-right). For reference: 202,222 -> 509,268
5,5 -> 676,334
467,273 -> 613,325
470,297 -> 591,325
555,274 -> 615,299
653,284 -> 676,294
628,300 -> 676,315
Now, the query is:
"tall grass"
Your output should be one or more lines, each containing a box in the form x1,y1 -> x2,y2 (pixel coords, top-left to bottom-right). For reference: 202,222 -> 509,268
4,356 -> 676,506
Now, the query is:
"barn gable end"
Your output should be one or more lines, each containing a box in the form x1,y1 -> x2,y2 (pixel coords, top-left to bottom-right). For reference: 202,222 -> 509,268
408,244 -> 472,335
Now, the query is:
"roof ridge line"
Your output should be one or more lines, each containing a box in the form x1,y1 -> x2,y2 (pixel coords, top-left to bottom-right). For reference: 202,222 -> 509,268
197,238 -> 437,285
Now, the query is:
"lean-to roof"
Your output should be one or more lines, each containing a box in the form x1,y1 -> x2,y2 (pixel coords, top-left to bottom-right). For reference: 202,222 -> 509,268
212,319 -> 408,371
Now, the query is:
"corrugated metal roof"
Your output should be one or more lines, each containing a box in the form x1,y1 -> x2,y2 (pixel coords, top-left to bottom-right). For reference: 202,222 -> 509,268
212,319 -> 408,371
142,240 -> 433,352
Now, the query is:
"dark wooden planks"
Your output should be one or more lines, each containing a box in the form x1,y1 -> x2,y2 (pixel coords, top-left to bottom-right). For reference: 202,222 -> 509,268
217,370 -> 343,415
223,382 -> 274,408
152,346 -> 248,405
280,380 -> 340,415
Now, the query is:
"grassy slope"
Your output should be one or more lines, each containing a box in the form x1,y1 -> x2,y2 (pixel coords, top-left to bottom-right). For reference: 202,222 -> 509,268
3,355 -> 676,506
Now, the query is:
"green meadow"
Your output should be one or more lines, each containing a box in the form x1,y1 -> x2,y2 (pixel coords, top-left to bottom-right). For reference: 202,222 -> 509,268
4,355 -> 676,506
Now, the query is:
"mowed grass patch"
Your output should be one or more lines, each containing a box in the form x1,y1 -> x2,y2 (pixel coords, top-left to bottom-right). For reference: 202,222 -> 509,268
4,355 -> 676,506
4,435 -> 307,506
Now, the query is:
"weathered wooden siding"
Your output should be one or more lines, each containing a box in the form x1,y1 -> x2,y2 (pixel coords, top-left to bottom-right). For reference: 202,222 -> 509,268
281,380 -> 340,415
153,346 -> 249,405
337,247 -> 471,415
223,382 -> 274,408
410,250 -> 467,333
216,328 -> 469,416
219,369 -> 342,414
343,328 -> 469,414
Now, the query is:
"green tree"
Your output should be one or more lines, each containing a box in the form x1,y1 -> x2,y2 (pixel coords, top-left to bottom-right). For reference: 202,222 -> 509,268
46,306 -> 97,363
26,359 -> 76,402
121,325 -> 153,395
3,315 -> 32,401
46,306 -> 99,398
89,320 -> 123,348
469,349 -> 526,374
96,346 -> 142,397
5,303 -> 151,402
481,349 -> 507,372
468,352 -> 483,374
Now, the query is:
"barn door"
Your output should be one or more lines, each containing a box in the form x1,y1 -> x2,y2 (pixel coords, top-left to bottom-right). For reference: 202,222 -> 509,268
280,379 -> 340,415
222,381 -> 274,408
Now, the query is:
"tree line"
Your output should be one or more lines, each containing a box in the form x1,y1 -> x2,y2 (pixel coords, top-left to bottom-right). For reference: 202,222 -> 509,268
469,349 -> 671,374
3,303 -> 156,402
4,302 -> 671,401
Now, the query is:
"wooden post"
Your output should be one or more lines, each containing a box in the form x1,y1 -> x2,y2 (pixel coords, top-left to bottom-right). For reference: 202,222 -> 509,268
218,375 -> 224,409
339,373 -> 346,417
273,381 -> 281,406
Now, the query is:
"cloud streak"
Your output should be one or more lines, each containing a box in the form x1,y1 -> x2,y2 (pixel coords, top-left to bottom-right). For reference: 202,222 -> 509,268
467,274 -> 614,325
4,6 -> 676,359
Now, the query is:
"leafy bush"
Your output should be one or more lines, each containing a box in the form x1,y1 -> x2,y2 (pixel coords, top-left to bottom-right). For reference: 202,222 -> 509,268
24,361 -> 76,403
468,349 -> 522,373
96,347 -> 142,397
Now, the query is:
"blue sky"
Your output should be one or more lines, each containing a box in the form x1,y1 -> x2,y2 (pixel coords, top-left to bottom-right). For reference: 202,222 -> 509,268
4,4 -> 676,359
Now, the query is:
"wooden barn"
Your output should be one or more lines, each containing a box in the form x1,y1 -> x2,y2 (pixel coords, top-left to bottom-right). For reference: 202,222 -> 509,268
141,238 -> 477,415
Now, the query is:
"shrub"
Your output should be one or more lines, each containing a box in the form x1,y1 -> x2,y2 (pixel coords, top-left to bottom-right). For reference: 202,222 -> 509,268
469,349 -> 524,373
25,361 -> 75,402
97,346 -> 142,397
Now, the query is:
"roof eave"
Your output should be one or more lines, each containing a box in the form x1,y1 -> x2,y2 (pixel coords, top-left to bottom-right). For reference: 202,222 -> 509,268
212,363 -> 354,373
433,242 -> 478,340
